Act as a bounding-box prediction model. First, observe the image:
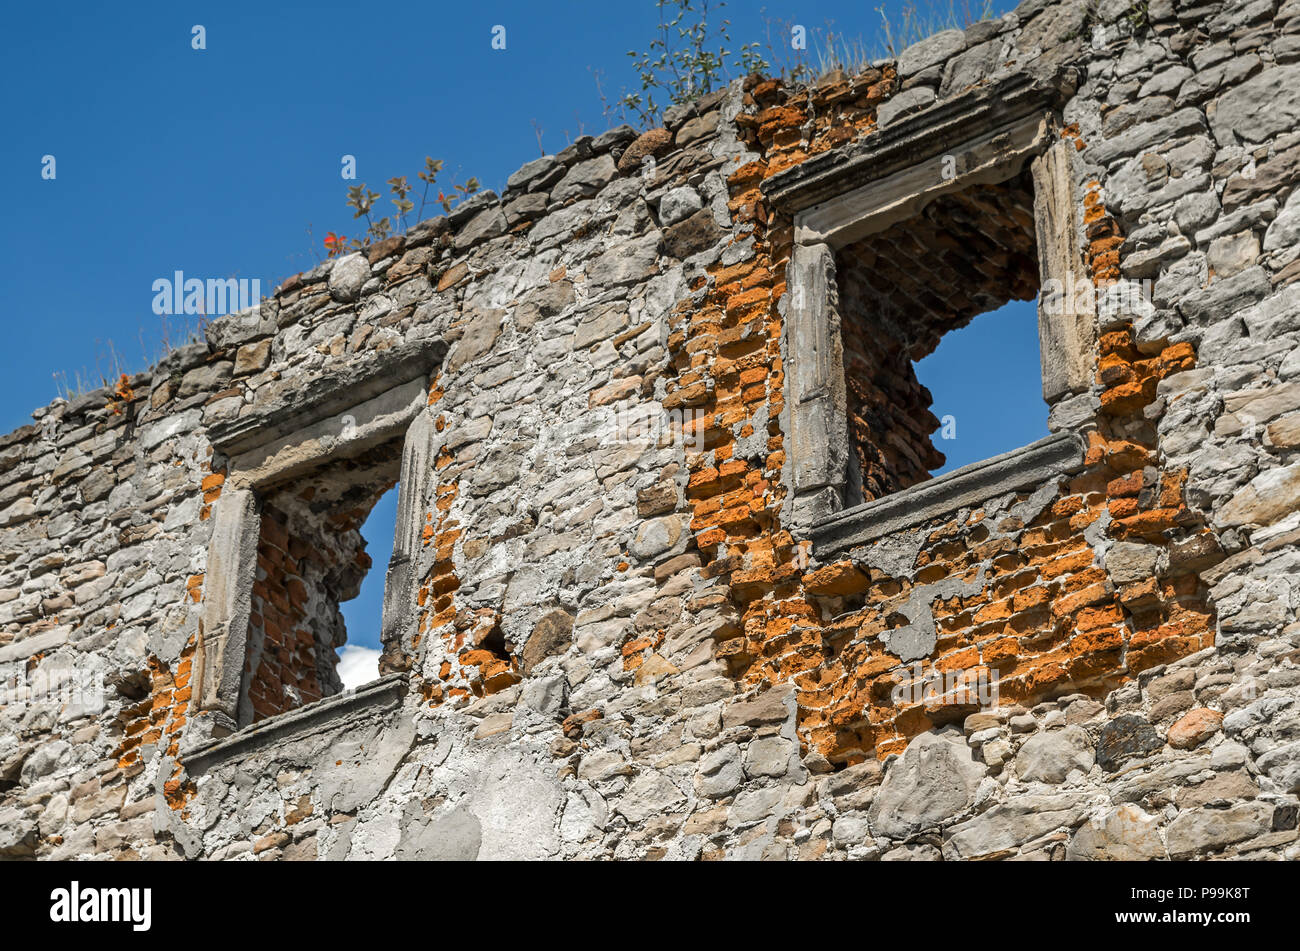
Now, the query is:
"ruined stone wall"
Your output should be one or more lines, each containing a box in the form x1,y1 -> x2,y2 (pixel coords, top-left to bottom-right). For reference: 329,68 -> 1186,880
4,0 -> 1300,862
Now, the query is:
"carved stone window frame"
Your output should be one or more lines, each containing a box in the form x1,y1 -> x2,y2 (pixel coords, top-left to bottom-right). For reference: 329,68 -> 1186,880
190,340 -> 443,744
763,77 -> 1096,541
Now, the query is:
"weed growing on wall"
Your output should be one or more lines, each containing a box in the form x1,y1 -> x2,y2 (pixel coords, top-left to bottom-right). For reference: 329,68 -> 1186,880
617,0 -> 768,126
326,157 -> 480,257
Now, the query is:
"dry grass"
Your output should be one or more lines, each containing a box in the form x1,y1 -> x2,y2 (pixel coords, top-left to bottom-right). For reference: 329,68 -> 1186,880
759,0 -> 1000,85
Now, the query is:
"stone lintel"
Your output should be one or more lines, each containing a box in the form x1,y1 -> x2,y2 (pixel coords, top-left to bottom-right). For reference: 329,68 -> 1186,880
227,377 -> 428,492
763,72 -> 1066,218
793,109 -> 1053,249
208,336 -> 445,458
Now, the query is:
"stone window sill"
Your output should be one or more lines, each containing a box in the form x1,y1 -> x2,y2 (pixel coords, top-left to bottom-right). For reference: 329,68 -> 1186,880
810,431 -> 1085,558
184,673 -> 408,775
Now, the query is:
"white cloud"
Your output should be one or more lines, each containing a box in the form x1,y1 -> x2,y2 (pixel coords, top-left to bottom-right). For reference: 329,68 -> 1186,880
337,645 -> 380,690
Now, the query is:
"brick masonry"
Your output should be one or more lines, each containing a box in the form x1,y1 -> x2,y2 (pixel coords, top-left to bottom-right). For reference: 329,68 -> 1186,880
3,0 -> 1300,861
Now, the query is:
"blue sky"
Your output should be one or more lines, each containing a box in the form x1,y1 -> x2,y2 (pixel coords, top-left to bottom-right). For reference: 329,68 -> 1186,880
2,0 -> 1036,681
919,298 -> 1046,475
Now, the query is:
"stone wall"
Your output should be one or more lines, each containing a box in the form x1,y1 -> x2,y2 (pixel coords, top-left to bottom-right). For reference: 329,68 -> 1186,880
4,0 -> 1300,861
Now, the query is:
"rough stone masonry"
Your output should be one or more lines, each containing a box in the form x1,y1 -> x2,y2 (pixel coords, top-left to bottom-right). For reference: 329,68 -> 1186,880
4,0 -> 1300,861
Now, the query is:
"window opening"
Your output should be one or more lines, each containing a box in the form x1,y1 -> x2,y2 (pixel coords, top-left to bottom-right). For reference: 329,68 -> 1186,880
337,482 -> 400,690
240,440 -> 402,725
914,296 -> 1046,476
833,169 -> 1043,507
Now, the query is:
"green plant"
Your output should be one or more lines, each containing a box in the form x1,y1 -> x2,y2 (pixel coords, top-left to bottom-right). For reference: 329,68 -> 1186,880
1119,0 -> 1151,36
603,0 -> 1006,125
1081,0 -> 1149,48
618,0 -> 768,127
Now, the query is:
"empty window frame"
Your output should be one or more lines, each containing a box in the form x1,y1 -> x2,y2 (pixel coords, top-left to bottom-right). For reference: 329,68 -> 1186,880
193,365 -> 437,738
778,94 -> 1096,532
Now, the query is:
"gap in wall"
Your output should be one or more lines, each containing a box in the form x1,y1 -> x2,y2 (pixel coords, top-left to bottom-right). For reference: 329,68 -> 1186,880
338,481 -> 400,690
834,168 -> 1044,505
241,441 -> 402,724
914,295 -> 1047,476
